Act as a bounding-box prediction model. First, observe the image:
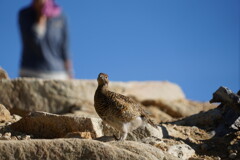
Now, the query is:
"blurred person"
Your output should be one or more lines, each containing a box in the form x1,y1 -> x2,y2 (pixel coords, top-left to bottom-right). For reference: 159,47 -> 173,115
18,0 -> 73,79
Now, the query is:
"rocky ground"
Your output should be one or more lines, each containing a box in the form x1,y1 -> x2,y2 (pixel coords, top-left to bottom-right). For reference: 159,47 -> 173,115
0,68 -> 239,160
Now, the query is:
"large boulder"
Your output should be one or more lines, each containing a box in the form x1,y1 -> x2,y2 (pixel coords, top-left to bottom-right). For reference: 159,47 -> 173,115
0,139 -> 180,160
0,78 -> 185,116
142,99 -> 216,118
10,111 -> 163,141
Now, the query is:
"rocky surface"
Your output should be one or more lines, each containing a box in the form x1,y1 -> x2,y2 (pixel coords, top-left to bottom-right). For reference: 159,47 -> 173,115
0,139 -> 180,160
0,78 -> 184,116
10,111 -> 163,141
2,74 -> 239,160
0,67 -> 9,80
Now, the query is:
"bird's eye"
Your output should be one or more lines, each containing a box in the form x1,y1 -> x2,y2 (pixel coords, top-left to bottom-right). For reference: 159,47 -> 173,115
105,77 -> 108,79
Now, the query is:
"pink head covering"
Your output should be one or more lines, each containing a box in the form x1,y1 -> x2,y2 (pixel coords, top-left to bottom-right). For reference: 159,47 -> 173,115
32,0 -> 61,18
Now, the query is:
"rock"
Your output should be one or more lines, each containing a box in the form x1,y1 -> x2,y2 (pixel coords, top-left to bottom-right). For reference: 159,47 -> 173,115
229,152 -> 237,159
0,139 -> 180,160
0,104 -> 11,122
64,132 -> 92,139
0,68 -> 9,80
11,111 -> 163,141
0,78 -> 185,116
115,81 -> 185,102
167,144 -> 195,160
12,114 -> 22,122
21,135 -> 31,140
146,106 -> 173,123
10,111 -> 103,139
171,108 -> 222,128
0,132 -> 11,140
11,136 -> 18,140
142,99 -> 216,118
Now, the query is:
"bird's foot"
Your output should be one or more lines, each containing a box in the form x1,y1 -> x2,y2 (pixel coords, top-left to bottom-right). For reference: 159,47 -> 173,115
113,134 -> 121,141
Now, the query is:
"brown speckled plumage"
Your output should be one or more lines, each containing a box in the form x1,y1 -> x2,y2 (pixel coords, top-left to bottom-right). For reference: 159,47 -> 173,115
94,73 -> 156,140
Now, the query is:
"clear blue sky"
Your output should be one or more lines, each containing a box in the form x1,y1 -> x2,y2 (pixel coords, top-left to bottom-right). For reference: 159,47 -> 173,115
0,0 -> 239,101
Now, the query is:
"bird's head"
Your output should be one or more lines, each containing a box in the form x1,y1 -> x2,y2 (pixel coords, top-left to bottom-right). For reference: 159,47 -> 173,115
97,73 -> 109,86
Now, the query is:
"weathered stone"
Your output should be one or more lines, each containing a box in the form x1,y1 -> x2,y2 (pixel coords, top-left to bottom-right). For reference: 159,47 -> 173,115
142,99 -> 216,118
146,106 -> 173,123
0,139 -> 180,160
0,68 -> 9,80
167,144 -> 195,160
0,104 -> 11,122
229,152 -> 237,159
0,132 -> 11,140
10,111 -> 163,140
10,112 -> 103,139
64,132 -> 92,139
115,81 -> 185,102
172,108 -> 222,128
0,78 -> 185,116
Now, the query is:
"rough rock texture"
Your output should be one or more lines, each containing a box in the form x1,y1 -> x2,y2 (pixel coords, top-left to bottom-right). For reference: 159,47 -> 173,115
142,99 -> 216,118
0,104 -> 11,122
0,139 -> 180,160
10,111 -> 163,140
0,78 -> 185,116
115,81 -> 186,101
167,144 -> 195,160
0,68 -> 9,80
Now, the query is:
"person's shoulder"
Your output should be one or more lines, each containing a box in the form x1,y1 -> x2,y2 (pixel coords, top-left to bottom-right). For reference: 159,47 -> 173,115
56,12 -> 67,20
19,6 -> 33,16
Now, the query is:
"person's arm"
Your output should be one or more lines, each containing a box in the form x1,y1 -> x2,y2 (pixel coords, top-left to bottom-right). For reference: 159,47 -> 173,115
61,15 -> 73,79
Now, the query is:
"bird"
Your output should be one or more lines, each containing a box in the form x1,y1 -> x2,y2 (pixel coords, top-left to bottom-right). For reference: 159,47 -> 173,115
94,73 -> 157,141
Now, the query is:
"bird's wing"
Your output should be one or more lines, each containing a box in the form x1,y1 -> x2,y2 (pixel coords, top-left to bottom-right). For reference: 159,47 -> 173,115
108,91 -> 157,127
107,91 -> 144,122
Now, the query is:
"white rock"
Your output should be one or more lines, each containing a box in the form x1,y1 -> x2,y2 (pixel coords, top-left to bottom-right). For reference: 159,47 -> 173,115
167,144 -> 195,160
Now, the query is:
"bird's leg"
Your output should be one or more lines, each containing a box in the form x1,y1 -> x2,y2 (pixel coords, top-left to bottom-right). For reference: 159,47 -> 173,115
113,131 -> 128,141
113,132 -> 120,141
119,131 -> 128,141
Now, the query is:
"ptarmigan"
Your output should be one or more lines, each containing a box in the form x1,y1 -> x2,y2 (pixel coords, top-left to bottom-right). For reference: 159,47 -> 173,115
94,73 -> 156,141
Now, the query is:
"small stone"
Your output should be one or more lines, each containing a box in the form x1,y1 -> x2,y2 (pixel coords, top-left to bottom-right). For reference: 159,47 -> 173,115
229,152 -> 237,159
0,136 -> 10,140
5,122 -> 11,126
12,114 -> 22,122
21,135 -> 31,140
0,133 -> 11,140
4,132 -> 11,137
11,136 -> 18,140
64,132 -> 92,139
215,157 -> 221,160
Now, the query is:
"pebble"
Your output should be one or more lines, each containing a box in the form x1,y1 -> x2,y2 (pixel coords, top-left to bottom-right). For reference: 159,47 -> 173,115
11,136 -> 18,140
12,114 -> 22,121
21,135 -> 31,140
0,132 -> 11,140
5,122 -> 11,126
229,153 -> 237,159
4,132 -> 11,137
